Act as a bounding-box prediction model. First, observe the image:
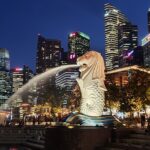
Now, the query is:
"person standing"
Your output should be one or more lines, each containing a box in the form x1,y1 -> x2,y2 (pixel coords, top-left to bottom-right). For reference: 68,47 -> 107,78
141,114 -> 146,128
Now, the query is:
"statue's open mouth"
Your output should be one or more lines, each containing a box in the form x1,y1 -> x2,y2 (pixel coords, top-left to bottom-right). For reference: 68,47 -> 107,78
79,63 -> 87,71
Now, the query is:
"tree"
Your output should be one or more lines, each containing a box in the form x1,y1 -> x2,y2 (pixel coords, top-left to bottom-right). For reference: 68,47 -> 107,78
125,70 -> 150,114
105,74 -> 122,114
106,69 -> 150,116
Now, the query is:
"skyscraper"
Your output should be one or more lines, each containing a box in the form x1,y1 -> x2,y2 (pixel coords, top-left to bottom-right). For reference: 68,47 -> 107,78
55,69 -> 79,91
23,65 -> 34,84
0,48 -> 10,71
36,34 -> 63,74
11,67 -> 24,94
68,32 -> 90,63
118,22 -> 138,67
104,3 -> 128,70
148,8 -> 150,33
142,34 -> 150,68
0,48 -> 12,106
118,23 -> 138,52
11,65 -> 34,94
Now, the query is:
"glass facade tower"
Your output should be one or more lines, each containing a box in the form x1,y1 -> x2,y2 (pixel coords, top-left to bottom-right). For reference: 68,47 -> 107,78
142,34 -> 150,68
118,22 -> 138,67
36,34 -> 63,74
0,48 -> 12,106
68,32 -> 90,63
104,3 -> 128,70
0,48 -> 10,71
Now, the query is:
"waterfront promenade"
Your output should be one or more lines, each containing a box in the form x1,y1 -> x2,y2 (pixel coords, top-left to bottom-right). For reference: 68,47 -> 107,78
0,124 -> 150,150
0,126 -> 45,150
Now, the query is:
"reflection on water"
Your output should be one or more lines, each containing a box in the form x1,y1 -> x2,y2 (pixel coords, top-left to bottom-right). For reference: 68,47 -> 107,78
0,145 -> 31,150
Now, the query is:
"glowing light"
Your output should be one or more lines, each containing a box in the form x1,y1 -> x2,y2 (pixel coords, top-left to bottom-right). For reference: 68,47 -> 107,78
69,53 -> 76,60
113,9 -> 118,13
69,32 -> 90,40
70,32 -> 76,37
123,50 -> 134,59
142,34 -> 150,46
127,50 -> 134,57
79,32 -> 90,40
104,12 -> 109,17
15,67 -> 23,71
68,125 -> 74,129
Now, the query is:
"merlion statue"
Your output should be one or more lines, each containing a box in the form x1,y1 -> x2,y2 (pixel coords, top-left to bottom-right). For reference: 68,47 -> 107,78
76,51 -> 107,117
66,51 -> 119,126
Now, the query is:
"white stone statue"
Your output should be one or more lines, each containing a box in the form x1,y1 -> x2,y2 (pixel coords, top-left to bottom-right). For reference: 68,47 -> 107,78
77,51 -> 107,117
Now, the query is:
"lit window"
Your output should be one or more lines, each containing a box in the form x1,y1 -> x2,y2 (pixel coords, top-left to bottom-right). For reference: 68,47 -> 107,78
45,56 -> 49,59
50,54 -> 52,59
55,45 -> 60,48
41,47 -> 45,51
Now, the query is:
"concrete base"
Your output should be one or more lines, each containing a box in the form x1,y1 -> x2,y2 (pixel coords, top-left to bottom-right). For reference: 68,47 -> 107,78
45,126 -> 111,150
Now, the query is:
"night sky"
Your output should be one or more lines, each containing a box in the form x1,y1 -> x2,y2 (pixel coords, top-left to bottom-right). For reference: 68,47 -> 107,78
0,0 -> 150,71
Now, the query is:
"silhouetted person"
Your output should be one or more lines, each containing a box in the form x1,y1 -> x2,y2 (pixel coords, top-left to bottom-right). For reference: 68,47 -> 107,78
141,114 -> 145,128
33,116 -> 36,125
38,115 -> 41,125
145,117 -> 150,134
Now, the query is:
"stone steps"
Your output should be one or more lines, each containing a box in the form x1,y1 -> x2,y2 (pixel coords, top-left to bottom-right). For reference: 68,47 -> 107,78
104,129 -> 150,150
24,135 -> 45,150
129,133 -> 150,140
24,141 -> 44,150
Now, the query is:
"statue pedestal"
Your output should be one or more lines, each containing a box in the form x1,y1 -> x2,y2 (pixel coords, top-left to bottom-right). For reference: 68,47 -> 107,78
45,126 -> 111,150
66,113 -> 120,126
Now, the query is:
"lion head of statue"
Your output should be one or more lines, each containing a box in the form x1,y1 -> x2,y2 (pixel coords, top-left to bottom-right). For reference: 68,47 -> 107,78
77,51 -> 106,91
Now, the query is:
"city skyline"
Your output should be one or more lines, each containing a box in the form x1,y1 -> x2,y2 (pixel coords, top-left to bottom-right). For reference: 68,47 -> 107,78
0,0 -> 150,71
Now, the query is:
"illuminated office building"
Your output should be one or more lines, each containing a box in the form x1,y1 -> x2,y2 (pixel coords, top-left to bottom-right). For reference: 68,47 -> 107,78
68,32 -> 90,63
0,48 -> 10,71
11,65 -> 34,94
36,34 -> 63,74
23,65 -> 34,84
11,67 -> 24,93
118,23 -> 138,53
104,3 -> 128,70
119,46 -> 144,67
0,48 -> 12,106
55,69 -> 79,91
142,34 -> 150,68
118,22 -> 138,67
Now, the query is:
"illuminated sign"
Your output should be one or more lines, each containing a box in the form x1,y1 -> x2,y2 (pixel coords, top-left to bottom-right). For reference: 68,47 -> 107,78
15,67 -> 23,71
142,34 -> 150,46
127,50 -> 134,57
69,53 -> 76,60
123,50 -> 134,59
69,32 -> 90,40
79,32 -> 90,40
69,32 -> 76,37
